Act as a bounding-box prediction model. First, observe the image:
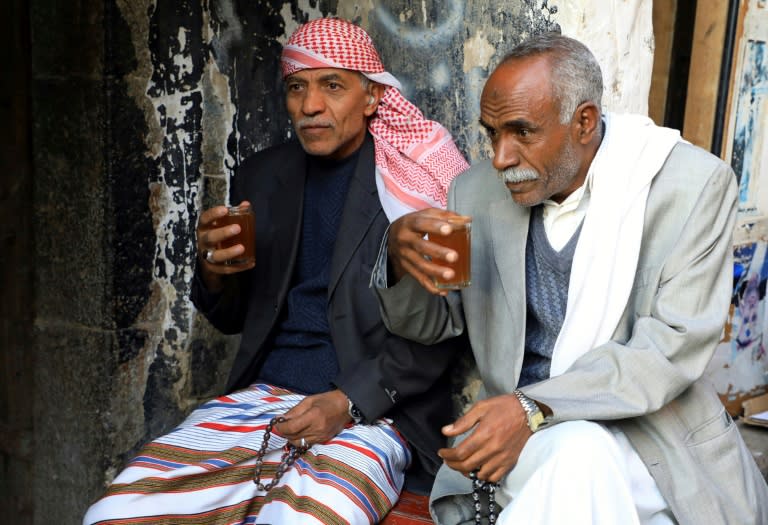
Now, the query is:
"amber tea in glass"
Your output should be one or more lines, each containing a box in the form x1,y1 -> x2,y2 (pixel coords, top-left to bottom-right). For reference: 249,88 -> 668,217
429,216 -> 471,289
213,204 -> 255,266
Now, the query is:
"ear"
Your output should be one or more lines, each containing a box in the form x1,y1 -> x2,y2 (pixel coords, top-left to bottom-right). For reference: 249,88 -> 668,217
572,101 -> 600,145
363,83 -> 385,117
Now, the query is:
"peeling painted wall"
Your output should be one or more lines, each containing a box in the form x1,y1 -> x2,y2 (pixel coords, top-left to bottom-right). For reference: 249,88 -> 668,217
20,1 -> 653,522
556,0 -> 655,115
706,0 -> 768,414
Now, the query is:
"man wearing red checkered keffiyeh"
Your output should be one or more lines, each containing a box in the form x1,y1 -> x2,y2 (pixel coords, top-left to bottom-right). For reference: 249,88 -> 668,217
282,16 -> 469,220
84,16 -> 467,525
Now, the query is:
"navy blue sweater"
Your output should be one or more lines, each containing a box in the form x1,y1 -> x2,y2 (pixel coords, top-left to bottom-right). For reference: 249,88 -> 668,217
257,150 -> 358,394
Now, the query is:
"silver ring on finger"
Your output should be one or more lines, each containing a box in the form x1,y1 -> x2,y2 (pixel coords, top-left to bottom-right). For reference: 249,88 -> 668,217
205,248 -> 215,264
300,437 -> 307,448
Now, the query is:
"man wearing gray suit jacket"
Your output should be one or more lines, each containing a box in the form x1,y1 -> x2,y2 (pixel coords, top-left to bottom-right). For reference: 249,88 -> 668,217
373,32 -> 768,525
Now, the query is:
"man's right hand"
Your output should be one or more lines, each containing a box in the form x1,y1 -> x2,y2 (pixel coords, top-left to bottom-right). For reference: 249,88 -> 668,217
438,394 -> 531,483
387,207 -> 466,296
196,200 -> 255,292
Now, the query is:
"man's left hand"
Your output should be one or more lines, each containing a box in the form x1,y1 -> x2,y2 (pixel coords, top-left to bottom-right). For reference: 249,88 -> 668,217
276,390 -> 352,447
439,394 -> 532,483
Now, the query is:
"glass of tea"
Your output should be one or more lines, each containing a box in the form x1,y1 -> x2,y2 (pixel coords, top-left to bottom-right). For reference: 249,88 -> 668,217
429,215 -> 471,290
213,204 -> 255,267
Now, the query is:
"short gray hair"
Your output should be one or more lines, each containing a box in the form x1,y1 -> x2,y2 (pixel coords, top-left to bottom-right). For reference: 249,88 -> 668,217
499,32 -> 603,124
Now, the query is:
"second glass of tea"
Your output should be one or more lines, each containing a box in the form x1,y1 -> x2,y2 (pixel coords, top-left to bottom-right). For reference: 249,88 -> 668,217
429,215 -> 472,290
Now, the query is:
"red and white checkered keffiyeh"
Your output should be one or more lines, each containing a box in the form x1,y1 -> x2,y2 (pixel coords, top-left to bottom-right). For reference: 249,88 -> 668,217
281,17 -> 469,220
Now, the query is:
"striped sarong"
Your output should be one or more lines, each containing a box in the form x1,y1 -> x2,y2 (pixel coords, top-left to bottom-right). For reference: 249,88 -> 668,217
83,384 -> 410,525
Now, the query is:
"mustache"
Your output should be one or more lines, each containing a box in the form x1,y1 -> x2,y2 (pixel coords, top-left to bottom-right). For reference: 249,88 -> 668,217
498,167 -> 539,184
297,118 -> 334,129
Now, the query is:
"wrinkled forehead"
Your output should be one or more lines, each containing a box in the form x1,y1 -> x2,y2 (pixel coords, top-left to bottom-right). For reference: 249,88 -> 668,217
481,59 -> 556,114
483,57 -> 553,99
480,98 -> 564,140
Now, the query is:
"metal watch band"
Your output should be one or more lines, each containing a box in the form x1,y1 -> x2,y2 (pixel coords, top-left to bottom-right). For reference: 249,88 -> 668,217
513,389 -> 545,432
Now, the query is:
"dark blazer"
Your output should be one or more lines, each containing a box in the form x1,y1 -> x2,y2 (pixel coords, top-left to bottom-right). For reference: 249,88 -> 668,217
192,135 -> 464,475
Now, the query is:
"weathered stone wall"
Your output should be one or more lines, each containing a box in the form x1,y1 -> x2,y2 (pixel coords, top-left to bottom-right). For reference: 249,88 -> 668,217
0,1 -> 652,523
29,0 -> 112,518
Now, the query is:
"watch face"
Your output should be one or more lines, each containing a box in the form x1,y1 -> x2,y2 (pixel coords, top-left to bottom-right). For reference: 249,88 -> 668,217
529,411 -> 545,432
349,401 -> 363,423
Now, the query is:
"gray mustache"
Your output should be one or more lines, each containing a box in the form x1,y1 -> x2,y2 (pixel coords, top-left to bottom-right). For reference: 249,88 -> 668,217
498,168 -> 539,184
297,118 -> 334,129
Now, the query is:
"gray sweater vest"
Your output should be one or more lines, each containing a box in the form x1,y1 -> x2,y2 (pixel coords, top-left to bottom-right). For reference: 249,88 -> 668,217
518,207 -> 582,388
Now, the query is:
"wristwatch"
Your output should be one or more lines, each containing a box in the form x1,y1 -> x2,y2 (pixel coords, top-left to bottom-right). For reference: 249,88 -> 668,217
513,389 -> 545,433
348,398 -> 365,425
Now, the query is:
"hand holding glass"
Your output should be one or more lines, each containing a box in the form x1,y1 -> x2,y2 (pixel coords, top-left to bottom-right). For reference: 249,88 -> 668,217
212,204 -> 255,267
428,216 -> 471,289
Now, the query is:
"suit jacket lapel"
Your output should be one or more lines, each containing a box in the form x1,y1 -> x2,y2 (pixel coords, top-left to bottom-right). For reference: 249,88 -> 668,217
329,135 -> 380,298
487,196 -> 529,390
490,196 -> 529,306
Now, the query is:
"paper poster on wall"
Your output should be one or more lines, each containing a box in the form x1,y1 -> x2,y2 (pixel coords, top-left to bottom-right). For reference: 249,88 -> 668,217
731,39 -> 768,218
710,0 -> 768,415
708,240 -> 768,415
723,0 -> 768,223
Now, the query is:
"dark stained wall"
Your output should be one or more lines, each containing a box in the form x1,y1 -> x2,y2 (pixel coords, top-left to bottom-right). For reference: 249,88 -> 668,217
29,0 -> 113,518
1,0 -> 34,520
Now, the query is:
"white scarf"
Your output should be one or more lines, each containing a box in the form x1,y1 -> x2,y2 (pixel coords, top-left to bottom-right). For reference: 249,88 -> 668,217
549,113 -> 682,376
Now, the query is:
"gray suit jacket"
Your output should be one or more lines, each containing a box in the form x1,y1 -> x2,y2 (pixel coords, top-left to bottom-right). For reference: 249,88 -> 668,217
375,142 -> 768,524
